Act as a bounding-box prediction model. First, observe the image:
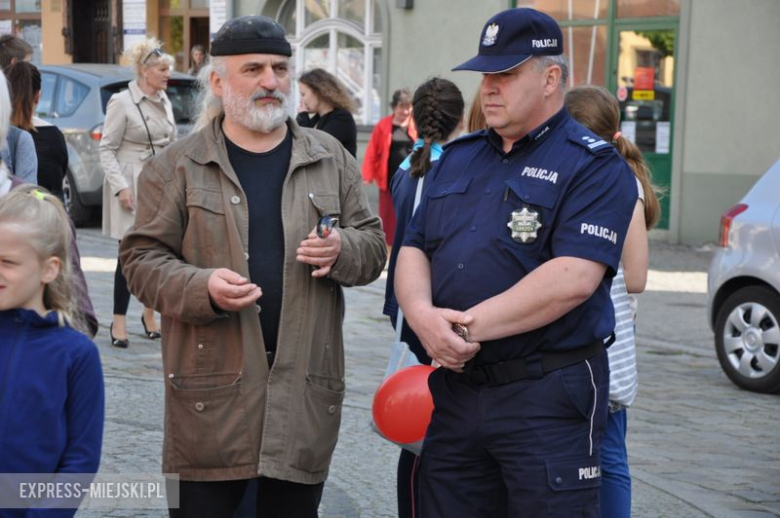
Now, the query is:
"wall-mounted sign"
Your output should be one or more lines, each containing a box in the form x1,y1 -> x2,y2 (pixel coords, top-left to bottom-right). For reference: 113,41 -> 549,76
632,90 -> 655,101
634,66 -> 655,90
123,0 -> 146,51
210,0 -> 231,40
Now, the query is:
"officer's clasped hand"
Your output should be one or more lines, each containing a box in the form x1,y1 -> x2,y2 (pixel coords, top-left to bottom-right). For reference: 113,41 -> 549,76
413,308 -> 480,372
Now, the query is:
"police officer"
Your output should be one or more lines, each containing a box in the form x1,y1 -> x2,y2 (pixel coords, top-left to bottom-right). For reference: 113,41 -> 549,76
395,7 -> 637,517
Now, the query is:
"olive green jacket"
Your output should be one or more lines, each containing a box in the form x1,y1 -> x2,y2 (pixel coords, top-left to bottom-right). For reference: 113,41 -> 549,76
120,116 -> 386,483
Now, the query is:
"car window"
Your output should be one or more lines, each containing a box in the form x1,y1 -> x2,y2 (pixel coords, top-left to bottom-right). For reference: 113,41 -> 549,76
166,80 -> 198,124
100,80 -> 197,124
37,73 -> 58,118
101,82 -> 128,113
54,77 -> 89,117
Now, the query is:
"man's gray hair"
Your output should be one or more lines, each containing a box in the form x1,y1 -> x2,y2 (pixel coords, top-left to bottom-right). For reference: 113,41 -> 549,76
533,54 -> 570,91
191,57 -> 227,132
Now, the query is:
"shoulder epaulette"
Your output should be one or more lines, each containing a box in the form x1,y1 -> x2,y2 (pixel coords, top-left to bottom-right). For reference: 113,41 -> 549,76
567,128 -> 613,155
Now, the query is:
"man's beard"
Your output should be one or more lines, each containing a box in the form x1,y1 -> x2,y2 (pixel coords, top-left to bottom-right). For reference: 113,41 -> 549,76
222,85 -> 289,133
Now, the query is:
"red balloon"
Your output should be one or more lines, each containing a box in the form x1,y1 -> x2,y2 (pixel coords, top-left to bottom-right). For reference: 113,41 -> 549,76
372,365 -> 436,445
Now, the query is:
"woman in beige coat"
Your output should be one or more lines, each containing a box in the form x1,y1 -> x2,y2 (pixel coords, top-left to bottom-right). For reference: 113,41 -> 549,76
100,37 -> 177,347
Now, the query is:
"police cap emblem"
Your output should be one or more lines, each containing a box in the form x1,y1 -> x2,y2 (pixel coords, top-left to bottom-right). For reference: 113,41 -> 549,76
482,23 -> 499,46
507,206 -> 542,243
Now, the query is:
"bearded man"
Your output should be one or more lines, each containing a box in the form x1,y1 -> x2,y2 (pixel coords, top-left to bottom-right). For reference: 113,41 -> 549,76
119,16 -> 386,518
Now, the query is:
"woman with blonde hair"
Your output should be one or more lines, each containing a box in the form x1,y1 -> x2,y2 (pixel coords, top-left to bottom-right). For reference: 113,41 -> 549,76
296,68 -> 358,156
100,37 -> 177,348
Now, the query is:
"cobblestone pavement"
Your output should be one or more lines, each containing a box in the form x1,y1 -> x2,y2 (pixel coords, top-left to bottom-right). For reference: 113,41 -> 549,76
72,229 -> 779,517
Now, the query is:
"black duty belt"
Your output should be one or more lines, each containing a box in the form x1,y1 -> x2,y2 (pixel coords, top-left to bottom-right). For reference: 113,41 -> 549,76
459,339 -> 607,387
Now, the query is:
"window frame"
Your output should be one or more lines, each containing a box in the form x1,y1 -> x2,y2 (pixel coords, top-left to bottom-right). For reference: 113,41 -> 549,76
0,0 -> 42,65
277,0 -> 382,125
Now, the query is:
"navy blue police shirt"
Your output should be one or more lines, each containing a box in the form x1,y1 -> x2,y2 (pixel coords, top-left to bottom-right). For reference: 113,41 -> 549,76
403,108 -> 637,365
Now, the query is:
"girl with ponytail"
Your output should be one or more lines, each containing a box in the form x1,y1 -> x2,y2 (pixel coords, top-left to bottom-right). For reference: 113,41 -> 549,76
382,77 -> 465,518
564,84 -> 662,518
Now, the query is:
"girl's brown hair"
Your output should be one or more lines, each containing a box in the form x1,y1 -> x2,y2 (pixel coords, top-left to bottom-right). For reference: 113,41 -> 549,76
467,89 -> 486,132
5,60 -> 40,132
299,68 -> 358,113
0,185 -> 85,331
408,77 -> 464,179
564,84 -> 662,229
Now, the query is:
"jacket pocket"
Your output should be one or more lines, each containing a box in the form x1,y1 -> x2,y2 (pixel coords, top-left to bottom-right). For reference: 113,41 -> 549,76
186,188 -> 225,215
166,372 -> 254,470
183,188 -> 226,263
288,375 -> 345,474
308,192 -> 341,217
424,177 -> 472,246
497,179 -> 559,266
545,455 -> 601,515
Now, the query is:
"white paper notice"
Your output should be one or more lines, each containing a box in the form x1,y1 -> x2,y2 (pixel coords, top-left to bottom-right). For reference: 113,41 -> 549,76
620,121 -> 636,144
210,0 -> 230,40
0,20 -> 12,35
123,0 -> 146,51
655,121 -> 671,154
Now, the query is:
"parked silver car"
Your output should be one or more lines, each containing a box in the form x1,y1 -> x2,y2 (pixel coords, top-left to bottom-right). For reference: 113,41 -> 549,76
707,159 -> 780,393
37,64 -> 198,225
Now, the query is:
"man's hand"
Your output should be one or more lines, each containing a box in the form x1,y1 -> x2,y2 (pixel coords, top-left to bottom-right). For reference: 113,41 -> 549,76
409,307 -> 480,372
207,268 -> 262,311
117,188 -> 135,212
296,227 -> 342,278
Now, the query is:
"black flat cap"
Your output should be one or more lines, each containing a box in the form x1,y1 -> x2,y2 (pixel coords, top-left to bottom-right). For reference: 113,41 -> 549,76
210,15 -> 292,57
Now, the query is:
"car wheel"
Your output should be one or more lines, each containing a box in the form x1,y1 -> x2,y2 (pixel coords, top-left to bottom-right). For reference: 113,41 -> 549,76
714,285 -> 780,393
62,171 -> 93,227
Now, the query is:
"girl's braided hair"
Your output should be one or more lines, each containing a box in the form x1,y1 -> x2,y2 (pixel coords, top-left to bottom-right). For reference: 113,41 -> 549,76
408,78 -> 464,179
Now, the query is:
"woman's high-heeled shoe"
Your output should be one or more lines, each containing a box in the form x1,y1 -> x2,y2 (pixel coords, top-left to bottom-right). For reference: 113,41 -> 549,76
110,323 -> 129,349
141,315 -> 161,340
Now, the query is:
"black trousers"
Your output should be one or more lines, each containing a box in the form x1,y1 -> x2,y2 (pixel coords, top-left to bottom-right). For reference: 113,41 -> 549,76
168,477 -> 324,518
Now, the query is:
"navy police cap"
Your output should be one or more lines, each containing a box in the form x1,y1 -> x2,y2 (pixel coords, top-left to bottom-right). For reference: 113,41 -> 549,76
210,15 -> 292,57
453,8 -> 563,74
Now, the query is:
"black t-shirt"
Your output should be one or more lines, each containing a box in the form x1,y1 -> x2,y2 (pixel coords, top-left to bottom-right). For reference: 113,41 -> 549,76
388,124 -> 413,185
31,125 -> 68,198
225,131 -> 293,355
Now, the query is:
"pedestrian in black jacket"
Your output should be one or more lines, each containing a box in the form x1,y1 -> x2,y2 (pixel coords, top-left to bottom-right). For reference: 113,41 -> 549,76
296,68 -> 358,157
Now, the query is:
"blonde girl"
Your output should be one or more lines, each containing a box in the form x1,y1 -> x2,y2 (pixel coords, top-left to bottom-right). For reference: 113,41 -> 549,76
0,186 -> 104,502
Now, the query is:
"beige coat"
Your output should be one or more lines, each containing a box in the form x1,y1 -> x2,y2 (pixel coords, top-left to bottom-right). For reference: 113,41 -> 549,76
119,117 -> 387,482
100,80 -> 176,239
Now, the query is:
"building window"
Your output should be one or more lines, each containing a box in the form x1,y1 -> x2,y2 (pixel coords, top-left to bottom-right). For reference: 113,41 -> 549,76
516,0 -> 606,20
278,0 -> 382,124
0,0 -> 42,65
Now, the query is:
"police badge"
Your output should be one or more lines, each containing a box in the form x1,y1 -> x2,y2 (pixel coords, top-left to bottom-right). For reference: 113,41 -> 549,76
482,23 -> 499,46
507,206 -> 542,243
